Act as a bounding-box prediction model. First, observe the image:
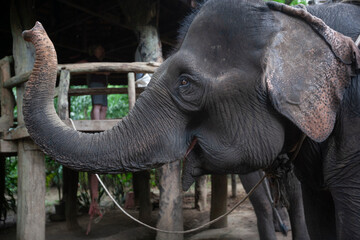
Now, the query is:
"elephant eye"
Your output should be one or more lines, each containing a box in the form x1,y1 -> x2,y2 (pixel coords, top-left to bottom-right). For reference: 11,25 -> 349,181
179,75 -> 190,87
181,79 -> 188,85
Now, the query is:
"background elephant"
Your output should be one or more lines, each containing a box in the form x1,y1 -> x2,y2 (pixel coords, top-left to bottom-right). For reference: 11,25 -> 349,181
23,1 -> 360,239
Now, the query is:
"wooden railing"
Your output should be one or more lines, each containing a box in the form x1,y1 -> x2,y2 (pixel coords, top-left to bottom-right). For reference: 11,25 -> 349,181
0,56 -> 160,153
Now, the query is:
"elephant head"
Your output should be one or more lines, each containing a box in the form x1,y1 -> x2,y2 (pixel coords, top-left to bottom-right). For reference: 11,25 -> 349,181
23,1 -> 360,181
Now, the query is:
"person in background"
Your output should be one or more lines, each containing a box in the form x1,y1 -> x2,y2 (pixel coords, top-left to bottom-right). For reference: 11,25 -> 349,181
86,44 -> 109,234
87,44 -> 109,120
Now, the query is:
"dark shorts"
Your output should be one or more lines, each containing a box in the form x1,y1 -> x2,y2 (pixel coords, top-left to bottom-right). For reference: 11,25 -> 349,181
88,81 -> 108,106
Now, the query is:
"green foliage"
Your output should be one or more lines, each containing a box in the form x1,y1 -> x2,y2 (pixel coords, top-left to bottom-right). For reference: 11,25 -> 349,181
264,0 -> 308,5
1,157 -> 18,222
77,172 -> 130,210
45,156 -> 63,200
70,86 -> 92,120
107,86 -> 129,119
70,85 -> 129,120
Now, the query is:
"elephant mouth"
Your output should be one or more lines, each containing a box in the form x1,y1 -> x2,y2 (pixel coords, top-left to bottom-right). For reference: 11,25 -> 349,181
182,137 -> 202,191
185,137 -> 198,159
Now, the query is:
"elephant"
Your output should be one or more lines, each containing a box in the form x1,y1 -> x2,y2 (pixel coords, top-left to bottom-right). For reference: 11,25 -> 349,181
22,1 -> 360,239
190,3 -> 360,240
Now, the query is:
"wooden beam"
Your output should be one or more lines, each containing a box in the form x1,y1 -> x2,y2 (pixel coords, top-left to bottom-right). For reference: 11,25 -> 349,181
0,56 -> 13,66
3,120 -> 120,140
3,71 -> 30,88
3,62 -> 159,88
3,126 -> 29,140
68,87 -> 144,96
58,62 -> 160,75
0,140 -> 18,153
63,119 -> 120,132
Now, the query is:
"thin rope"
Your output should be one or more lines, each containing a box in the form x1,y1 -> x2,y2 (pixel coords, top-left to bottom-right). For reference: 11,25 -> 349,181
96,173 -> 266,234
69,118 -> 265,234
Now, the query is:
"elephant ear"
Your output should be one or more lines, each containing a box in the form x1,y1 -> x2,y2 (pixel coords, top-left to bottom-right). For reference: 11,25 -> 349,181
265,2 -> 360,142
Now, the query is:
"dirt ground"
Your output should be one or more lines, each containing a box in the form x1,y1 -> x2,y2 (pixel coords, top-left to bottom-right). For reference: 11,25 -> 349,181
0,183 -> 292,240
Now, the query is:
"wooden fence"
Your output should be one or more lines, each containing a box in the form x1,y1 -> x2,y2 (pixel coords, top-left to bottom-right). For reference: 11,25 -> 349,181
0,57 -> 160,153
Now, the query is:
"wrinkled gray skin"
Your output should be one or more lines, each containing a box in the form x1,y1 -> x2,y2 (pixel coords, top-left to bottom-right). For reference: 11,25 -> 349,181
23,1 -> 360,239
182,3 -> 360,240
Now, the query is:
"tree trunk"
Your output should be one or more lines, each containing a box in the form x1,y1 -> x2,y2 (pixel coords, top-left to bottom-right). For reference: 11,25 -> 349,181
195,175 -> 207,211
210,174 -> 228,229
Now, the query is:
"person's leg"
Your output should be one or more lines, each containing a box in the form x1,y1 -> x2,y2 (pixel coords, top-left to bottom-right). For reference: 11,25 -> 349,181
87,102 -> 104,234
91,104 -> 102,120
100,106 -> 107,120
86,173 -> 102,234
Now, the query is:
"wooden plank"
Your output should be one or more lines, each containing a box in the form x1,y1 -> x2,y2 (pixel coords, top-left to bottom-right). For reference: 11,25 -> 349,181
68,87 -> 144,96
58,62 -> 160,75
4,126 -> 29,140
3,120 -> 120,140
3,62 -> 159,88
3,71 -> 30,88
0,139 -> 18,153
63,119 -> 120,132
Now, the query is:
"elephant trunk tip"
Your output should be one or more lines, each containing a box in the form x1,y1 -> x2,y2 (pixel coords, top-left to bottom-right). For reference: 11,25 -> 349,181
22,21 -> 44,42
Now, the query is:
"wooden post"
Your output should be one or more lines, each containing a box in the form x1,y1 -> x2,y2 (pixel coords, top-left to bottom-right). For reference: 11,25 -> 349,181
0,57 -> 15,131
156,161 -> 183,240
128,72 -> 152,224
10,0 -> 46,239
132,171 -> 152,224
210,174 -> 228,229
128,72 -> 136,109
58,70 -> 80,230
195,175 -> 207,211
17,140 -> 45,239
58,70 -> 70,120
231,174 -> 237,198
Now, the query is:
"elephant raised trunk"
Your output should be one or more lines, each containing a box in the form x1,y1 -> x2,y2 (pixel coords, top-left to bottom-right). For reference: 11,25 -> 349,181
22,22 -> 184,173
